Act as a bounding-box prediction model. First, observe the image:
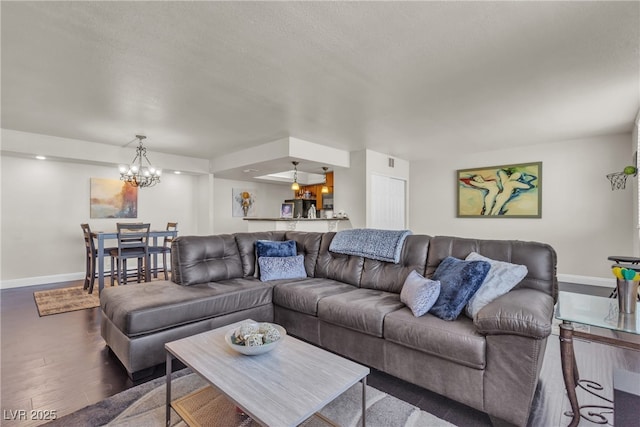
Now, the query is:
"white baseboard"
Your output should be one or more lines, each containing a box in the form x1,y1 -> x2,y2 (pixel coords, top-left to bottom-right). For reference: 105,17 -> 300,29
1,264 -> 172,290
557,274 -> 615,288
1,272 -> 85,290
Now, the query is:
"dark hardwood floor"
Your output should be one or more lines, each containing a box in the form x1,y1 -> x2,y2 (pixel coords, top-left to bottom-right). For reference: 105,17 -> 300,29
1,280 -> 638,426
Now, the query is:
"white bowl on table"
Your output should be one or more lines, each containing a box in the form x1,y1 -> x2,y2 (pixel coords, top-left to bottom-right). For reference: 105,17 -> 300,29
224,322 -> 286,356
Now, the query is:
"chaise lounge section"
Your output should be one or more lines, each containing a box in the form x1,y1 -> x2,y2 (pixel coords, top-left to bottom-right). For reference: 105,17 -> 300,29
100,230 -> 557,426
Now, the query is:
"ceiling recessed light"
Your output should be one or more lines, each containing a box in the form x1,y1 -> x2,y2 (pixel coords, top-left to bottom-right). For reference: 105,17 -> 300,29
35,155 -> 46,160
174,171 -> 181,174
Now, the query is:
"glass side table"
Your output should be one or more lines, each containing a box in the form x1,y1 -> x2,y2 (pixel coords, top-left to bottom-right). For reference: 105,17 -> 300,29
555,291 -> 639,427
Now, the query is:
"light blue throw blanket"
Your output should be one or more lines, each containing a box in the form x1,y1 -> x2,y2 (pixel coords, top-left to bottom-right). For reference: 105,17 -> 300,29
329,228 -> 412,264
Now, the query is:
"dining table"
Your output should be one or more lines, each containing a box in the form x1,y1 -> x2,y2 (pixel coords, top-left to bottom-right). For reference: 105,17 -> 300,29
91,229 -> 178,293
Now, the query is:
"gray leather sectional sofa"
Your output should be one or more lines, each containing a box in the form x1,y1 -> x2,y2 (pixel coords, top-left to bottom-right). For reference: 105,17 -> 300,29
100,231 -> 557,426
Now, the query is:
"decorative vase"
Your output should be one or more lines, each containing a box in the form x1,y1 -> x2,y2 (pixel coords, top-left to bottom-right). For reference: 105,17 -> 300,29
616,278 -> 639,314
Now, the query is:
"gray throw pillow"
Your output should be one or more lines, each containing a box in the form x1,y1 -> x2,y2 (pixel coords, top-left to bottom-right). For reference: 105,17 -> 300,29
258,255 -> 307,282
464,252 -> 528,318
400,270 -> 441,317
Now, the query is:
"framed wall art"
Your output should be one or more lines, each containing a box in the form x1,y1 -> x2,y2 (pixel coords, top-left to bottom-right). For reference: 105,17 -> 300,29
232,188 -> 257,217
457,162 -> 541,218
280,203 -> 294,218
90,178 -> 138,218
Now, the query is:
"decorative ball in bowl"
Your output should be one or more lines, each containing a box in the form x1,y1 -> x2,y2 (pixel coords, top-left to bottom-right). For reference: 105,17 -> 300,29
224,322 -> 286,356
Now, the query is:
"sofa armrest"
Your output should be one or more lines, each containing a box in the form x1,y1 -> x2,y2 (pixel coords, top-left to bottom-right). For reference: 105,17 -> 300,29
474,288 -> 554,339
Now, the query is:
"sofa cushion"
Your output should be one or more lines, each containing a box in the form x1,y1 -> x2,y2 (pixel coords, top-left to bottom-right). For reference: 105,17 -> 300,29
256,240 -> 297,258
314,232 -> 364,286
385,308 -> 486,369
171,235 -> 244,285
100,279 -> 272,337
426,235 -> 557,301
273,278 -> 357,316
400,270 -> 441,317
318,288 -> 405,337
284,231 -> 323,277
429,256 -> 490,321
360,235 -> 430,293
474,288 -> 554,339
235,232 -> 286,277
258,255 -> 307,282
464,251 -> 528,319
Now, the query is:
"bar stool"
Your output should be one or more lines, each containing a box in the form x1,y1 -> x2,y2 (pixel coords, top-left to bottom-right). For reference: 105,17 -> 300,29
149,222 -> 178,280
81,223 -> 116,294
110,223 -> 151,285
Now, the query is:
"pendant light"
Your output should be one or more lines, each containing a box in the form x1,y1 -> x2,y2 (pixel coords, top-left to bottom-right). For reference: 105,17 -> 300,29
321,167 -> 329,194
291,161 -> 300,191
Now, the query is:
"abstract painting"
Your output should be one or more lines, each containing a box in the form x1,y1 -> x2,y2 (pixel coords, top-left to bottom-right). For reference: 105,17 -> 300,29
457,162 -> 541,218
90,178 -> 138,218
232,188 -> 257,217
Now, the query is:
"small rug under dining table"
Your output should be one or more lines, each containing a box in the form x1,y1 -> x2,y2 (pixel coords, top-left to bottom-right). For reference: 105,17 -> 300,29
33,284 -> 118,316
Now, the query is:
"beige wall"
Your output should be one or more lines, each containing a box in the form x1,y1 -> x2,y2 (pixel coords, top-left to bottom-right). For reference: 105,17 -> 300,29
334,150 -> 410,230
0,155 -> 202,286
212,178 -> 295,235
409,133 -> 635,282
365,150 -> 410,228
334,150 -> 366,228
0,154 -> 293,287
2,128 -> 635,288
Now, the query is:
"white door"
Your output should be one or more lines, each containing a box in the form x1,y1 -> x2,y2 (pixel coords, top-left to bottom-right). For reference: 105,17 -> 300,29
371,174 -> 406,230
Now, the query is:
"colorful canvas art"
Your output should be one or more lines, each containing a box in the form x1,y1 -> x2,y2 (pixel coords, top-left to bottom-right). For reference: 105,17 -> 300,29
457,162 -> 541,218
232,188 -> 257,217
90,178 -> 138,218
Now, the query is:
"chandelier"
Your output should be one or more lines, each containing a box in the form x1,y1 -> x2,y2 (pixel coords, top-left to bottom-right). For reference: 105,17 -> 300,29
118,135 -> 162,188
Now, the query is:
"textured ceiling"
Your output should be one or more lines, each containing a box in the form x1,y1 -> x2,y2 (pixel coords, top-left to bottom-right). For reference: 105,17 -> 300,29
1,1 -> 638,163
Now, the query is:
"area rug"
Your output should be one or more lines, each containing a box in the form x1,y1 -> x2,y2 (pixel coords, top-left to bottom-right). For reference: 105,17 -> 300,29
33,285 -> 108,316
44,369 -> 454,427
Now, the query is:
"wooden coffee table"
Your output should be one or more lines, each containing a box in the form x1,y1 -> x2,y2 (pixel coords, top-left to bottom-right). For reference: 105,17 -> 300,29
165,319 -> 370,427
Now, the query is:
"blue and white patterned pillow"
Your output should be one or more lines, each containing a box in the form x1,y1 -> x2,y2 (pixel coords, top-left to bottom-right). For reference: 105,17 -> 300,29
258,255 -> 307,282
400,270 -> 441,317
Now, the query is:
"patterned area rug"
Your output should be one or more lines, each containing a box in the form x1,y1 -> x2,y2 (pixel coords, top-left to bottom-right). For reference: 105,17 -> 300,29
43,369 -> 454,427
33,285 -> 107,316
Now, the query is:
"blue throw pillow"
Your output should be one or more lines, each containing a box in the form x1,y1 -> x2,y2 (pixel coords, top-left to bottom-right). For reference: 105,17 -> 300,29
429,256 -> 491,321
258,255 -> 307,282
256,240 -> 297,258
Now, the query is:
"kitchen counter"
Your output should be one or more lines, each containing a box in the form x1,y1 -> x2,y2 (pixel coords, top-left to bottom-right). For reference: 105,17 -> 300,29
243,217 -> 351,232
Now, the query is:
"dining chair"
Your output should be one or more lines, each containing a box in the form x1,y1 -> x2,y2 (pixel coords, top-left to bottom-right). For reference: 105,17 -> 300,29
81,223 -> 117,294
110,223 -> 151,285
148,222 -> 178,280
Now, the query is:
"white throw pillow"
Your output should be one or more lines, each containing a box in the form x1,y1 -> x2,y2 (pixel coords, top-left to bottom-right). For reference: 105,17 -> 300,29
464,252 -> 528,318
400,270 -> 441,317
